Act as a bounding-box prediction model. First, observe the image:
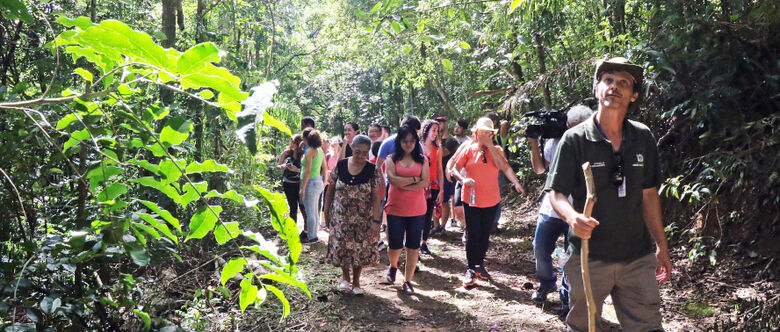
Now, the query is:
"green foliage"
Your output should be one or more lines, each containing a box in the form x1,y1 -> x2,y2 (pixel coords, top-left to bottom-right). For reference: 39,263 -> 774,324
0,0 -> 33,23
0,14 -> 305,330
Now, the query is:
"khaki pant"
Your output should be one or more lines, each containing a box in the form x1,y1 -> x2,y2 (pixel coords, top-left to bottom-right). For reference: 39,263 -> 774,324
563,253 -> 664,332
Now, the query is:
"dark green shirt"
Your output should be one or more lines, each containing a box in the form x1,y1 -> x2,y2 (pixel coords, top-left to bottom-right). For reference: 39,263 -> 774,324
544,114 -> 661,262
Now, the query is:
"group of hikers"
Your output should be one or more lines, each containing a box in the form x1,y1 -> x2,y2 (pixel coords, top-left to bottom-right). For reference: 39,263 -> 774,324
277,57 -> 673,331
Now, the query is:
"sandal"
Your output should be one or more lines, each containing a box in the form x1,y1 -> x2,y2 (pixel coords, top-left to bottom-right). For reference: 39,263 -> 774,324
337,279 -> 351,292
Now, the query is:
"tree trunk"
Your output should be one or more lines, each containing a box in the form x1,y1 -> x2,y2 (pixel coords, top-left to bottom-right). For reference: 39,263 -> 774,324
161,0 -> 177,48
1,20 -> 24,86
161,0 -> 177,104
533,33 -> 552,110
196,0 -> 206,42
510,33 -> 525,83
75,142 -> 89,228
612,0 -> 626,35
177,0 -> 185,31
431,76 -> 458,115
264,0 -> 276,80
90,0 -> 96,22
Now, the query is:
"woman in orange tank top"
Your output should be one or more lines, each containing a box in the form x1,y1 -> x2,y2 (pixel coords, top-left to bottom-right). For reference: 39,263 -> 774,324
384,126 -> 429,295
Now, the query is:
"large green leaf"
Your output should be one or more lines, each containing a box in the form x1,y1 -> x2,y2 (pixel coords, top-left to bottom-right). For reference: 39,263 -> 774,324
186,205 -> 222,241
239,278 -> 258,313
136,213 -> 178,244
262,113 -> 292,137
509,0 -> 524,14
63,129 -> 91,152
160,117 -> 192,146
442,58 -> 453,74
204,190 -> 259,207
236,81 -> 279,155
264,284 -> 290,318
214,222 -> 241,245
56,16 -> 95,29
133,309 -> 151,331
138,200 -> 181,232
96,183 -> 128,202
220,258 -> 247,286
1,0 -> 33,23
253,185 -> 289,232
260,273 -> 310,297
86,165 -> 123,191
185,160 -> 229,174
134,177 -> 182,205
158,159 -> 184,184
127,245 -> 150,266
177,42 -> 220,73
180,181 -> 208,207
132,222 -> 161,240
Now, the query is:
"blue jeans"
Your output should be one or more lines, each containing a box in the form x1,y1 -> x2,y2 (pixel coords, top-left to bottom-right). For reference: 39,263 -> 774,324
303,177 -> 324,240
533,213 -> 570,304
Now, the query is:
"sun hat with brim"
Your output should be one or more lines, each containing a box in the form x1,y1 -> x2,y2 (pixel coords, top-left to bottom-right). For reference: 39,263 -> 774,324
594,57 -> 645,113
594,57 -> 644,88
471,117 -> 497,132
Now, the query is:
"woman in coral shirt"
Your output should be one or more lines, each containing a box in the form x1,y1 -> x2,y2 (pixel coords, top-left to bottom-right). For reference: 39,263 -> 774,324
451,117 -> 509,288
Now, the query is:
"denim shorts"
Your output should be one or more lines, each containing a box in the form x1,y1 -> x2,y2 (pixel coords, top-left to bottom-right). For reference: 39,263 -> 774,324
386,214 -> 425,250
442,178 -> 455,202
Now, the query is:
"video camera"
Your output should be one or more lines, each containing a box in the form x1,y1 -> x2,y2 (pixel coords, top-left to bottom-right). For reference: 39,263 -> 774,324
524,110 -> 568,139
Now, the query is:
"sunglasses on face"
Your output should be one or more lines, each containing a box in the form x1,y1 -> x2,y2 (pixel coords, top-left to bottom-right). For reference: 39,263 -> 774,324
612,152 -> 624,187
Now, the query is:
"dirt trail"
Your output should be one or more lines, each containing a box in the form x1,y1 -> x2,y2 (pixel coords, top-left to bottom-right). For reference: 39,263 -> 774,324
281,200 -> 737,331
289,204 -> 574,331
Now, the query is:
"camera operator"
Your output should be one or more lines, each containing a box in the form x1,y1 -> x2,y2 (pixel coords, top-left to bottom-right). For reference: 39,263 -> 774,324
528,105 -> 593,313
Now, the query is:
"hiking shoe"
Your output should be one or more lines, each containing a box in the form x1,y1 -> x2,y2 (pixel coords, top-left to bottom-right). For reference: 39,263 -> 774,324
402,281 -> 415,295
532,288 -> 553,302
302,236 -> 319,244
462,269 -> 477,287
386,266 -> 397,284
450,218 -> 458,227
420,243 -> 432,255
352,287 -> 364,296
377,240 -> 387,251
475,266 -> 491,280
381,224 -> 387,232
462,231 -> 468,244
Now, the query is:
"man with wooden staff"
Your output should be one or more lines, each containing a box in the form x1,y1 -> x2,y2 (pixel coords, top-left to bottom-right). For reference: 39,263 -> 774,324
545,57 -> 673,331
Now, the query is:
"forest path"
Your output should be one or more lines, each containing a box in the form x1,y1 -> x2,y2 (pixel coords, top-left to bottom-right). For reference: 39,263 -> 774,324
282,197 -> 704,331
287,199 -> 575,331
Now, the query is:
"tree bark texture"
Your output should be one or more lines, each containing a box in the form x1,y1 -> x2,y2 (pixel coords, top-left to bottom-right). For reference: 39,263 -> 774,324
533,33 -> 552,110
161,0 -> 178,104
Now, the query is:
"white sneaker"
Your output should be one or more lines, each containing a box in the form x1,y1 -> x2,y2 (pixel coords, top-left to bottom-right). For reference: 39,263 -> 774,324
352,287 -> 364,295
337,279 -> 351,292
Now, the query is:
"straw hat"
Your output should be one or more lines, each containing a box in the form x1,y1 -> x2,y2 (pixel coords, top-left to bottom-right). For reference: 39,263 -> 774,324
471,117 -> 497,132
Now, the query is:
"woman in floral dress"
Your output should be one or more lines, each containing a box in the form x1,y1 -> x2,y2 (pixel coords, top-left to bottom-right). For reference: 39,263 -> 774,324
323,135 -> 382,295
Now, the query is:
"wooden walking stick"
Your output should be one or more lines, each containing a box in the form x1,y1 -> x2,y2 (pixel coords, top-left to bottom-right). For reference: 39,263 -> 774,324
581,162 -> 597,332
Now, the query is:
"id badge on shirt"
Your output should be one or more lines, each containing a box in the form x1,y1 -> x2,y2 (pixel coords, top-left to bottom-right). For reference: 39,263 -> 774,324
618,178 -> 627,197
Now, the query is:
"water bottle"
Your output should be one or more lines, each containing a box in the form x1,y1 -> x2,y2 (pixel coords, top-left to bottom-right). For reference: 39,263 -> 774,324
555,248 -> 570,271
469,189 -> 476,205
